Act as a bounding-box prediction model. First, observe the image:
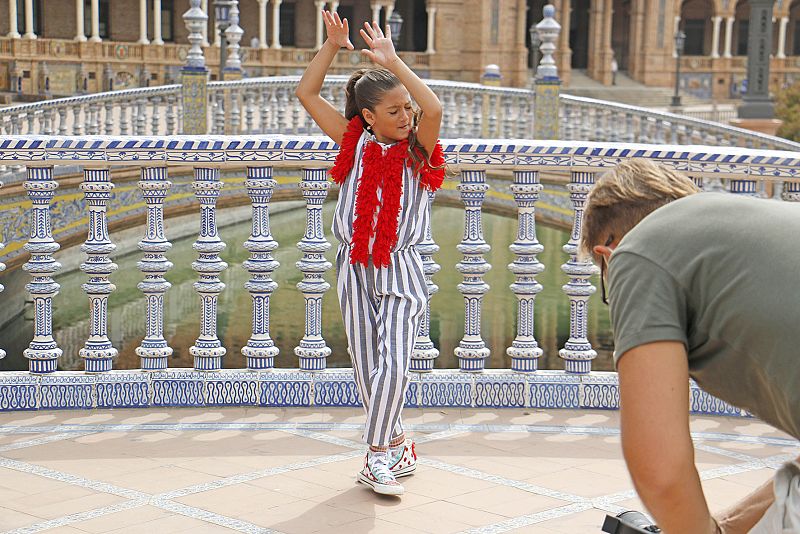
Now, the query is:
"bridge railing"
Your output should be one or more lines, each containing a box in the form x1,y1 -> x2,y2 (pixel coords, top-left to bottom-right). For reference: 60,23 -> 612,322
0,85 -> 182,137
1,77 -> 798,152
0,135 -> 797,411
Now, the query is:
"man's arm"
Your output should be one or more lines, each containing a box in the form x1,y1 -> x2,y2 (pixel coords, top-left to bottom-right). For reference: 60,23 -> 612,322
618,341 -> 718,534
714,477 -> 775,533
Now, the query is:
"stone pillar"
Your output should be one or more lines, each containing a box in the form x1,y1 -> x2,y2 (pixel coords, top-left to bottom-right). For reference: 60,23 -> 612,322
587,0 -> 603,80
258,0 -> 268,48
89,0 -> 101,42
315,0 -> 325,49
555,0 -> 572,84
711,16 -> 721,58
202,0 -> 209,45
153,0 -> 164,45
23,0 -> 36,39
672,15 -> 680,57
8,0 -> 20,38
603,0 -> 613,83
778,16 -> 789,59
534,4 -> 561,139
426,6 -> 436,54
182,0 -> 209,134
271,0 -> 282,49
733,0 -> 780,132
724,16 -> 734,58
386,1 -> 395,20
371,3 -> 381,23
224,1 -> 244,79
628,0 -> 645,79
138,0 -> 149,44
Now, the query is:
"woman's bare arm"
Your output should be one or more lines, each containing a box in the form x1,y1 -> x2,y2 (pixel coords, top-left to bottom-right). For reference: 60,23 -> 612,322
295,11 -> 352,144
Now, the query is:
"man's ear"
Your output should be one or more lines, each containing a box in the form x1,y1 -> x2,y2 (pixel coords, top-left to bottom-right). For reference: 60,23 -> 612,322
593,244 -> 613,261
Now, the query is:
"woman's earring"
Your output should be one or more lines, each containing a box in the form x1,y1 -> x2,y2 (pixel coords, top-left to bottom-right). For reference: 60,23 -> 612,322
366,123 -> 374,134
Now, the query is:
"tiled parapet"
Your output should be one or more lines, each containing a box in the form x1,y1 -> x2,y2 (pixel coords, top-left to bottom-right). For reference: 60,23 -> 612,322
0,369 -> 749,416
1,136 -> 798,416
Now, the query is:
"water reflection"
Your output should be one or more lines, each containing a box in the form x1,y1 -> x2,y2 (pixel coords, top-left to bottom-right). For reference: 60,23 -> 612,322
0,203 -> 613,371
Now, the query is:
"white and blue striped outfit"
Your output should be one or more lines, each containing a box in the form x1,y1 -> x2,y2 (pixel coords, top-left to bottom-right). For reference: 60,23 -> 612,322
332,130 -> 430,447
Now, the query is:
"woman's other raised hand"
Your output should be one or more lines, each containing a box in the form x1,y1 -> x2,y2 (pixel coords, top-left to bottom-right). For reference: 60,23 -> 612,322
323,10 -> 354,50
359,21 -> 399,68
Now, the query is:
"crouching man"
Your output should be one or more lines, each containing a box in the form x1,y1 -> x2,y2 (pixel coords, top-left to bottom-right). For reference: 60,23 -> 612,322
581,159 -> 800,533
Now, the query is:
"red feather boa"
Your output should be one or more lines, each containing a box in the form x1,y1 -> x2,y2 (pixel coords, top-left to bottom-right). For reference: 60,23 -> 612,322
329,116 -> 445,268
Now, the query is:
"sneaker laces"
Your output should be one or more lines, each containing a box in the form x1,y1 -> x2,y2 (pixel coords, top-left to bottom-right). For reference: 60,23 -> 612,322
368,451 -> 397,484
389,442 -> 405,462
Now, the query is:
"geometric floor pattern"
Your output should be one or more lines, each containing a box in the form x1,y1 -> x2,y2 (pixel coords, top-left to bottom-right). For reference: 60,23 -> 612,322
0,408 -> 797,533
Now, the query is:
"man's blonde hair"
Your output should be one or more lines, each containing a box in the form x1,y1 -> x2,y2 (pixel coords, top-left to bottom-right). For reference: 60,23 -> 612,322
580,159 -> 699,262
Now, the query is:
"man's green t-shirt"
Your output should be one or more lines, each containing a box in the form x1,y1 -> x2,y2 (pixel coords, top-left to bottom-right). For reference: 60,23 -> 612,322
608,192 -> 800,440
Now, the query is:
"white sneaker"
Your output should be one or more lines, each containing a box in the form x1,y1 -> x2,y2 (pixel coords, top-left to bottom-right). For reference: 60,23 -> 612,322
357,451 -> 404,495
389,439 -> 417,478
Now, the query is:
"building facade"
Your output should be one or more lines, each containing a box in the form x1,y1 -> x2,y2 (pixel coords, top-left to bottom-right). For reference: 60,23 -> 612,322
0,0 -> 798,99
0,0 -> 530,97
543,0 -> 800,99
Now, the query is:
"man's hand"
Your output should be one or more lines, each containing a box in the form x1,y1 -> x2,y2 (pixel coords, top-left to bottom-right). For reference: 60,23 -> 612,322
618,341 -> 718,534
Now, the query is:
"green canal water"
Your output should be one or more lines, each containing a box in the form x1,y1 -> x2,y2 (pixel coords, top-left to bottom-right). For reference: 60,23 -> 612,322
0,203 -> 614,371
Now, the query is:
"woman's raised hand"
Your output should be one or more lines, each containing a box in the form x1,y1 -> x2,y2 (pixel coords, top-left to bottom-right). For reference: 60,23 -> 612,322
324,11 -> 354,50
359,21 -> 399,68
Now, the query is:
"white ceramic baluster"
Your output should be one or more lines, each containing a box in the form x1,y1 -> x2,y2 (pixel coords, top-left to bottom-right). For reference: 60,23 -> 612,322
79,168 -> 118,373
136,166 -> 174,370
242,166 -> 280,369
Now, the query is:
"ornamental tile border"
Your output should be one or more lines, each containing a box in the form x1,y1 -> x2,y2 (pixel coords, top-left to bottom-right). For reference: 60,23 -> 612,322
0,137 -> 797,178
0,370 -> 754,415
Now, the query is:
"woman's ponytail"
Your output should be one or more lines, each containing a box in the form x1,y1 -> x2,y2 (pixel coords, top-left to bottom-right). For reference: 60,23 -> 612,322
344,69 -> 369,121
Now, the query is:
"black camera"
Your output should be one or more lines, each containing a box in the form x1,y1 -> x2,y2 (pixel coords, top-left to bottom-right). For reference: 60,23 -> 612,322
602,511 -> 662,533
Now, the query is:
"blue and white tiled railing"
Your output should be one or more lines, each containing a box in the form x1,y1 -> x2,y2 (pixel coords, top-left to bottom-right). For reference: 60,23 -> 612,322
0,135 -> 797,414
1,77 -> 798,152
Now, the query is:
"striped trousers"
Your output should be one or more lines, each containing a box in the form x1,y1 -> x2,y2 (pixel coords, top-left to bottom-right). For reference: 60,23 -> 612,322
336,245 -> 428,447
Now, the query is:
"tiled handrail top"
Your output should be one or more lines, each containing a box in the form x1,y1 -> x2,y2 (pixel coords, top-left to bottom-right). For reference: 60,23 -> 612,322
0,85 -> 181,114
2,136 -> 800,179
207,75 -> 532,96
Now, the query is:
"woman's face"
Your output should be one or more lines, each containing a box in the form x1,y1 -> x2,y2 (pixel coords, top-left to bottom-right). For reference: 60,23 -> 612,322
364,85 -> 413,144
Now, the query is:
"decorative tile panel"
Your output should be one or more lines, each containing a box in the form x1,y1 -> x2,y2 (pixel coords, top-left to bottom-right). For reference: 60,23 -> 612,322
96,372 -> 150,408
259,371 -> 311,406
580,373 -> 620,410
205,371 -> 259,406
151,370 -> 205,407
528,372 -> 580,409
40,374 -> 95,410
475,372 -> 526,408
0,373 -> 39,411
690,384 -> 744,416
419,372 -> 473,407
312,370 -> 360,407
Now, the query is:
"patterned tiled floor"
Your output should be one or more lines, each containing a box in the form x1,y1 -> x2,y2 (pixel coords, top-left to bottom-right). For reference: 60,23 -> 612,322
0,408 -> 797,533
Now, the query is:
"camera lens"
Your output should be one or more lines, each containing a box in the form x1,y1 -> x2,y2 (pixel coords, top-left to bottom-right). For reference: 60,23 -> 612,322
617,511 -> 661,531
